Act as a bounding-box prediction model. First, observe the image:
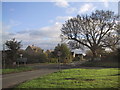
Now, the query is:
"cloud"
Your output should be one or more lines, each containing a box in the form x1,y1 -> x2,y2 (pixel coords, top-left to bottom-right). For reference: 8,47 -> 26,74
2,25 -> 14,44
29,22 -> 62,38
26,16 -> 73,49
2,20 -> 21,44
55,0 -> 69,8
102,0 -> 109,8
0,22 -> 2,50
49,16 -> 73,24
3,19 -> 21,31
49,20 -> 54,23
3,22 -> 62,50
56,16 -> 73,22
78,3 -> 96,14
2,16 -> 73,50
1,20 -> 21,50
66,7 -> 77,14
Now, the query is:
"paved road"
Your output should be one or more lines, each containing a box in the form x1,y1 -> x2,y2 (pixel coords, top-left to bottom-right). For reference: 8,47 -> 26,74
2,62 -> 105,89
2,64 -> 61,89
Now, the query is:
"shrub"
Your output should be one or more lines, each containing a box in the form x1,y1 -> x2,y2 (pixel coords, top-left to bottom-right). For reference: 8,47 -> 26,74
48,58 -> 58,63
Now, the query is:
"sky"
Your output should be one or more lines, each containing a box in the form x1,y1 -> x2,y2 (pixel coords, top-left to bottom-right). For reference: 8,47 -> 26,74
1,0 -> 120,51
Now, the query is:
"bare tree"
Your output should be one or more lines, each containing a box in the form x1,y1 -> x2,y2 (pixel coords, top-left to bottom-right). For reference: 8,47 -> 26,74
61,10 -> 120,59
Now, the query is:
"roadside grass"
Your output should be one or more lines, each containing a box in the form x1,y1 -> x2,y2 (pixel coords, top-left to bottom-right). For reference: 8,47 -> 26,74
2,63 -> 57,74
16,68 -> 120,88
2,66 -> 34,74
80,60 -> 119,68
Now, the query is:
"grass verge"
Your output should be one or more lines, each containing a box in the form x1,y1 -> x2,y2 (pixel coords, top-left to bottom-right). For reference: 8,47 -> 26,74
80,60 -> 119,68
16,68 -> 120,88
2,66 -> 34,74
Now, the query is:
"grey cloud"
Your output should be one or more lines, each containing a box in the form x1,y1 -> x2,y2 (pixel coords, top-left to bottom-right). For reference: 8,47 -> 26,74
6,23 -> 62,50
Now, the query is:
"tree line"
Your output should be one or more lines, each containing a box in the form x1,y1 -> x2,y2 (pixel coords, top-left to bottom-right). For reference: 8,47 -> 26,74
2,38 -> 73,68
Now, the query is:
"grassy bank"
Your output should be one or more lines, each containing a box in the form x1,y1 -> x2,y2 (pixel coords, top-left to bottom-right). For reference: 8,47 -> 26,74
2,66 -> 34,74
16,68 -> 120,88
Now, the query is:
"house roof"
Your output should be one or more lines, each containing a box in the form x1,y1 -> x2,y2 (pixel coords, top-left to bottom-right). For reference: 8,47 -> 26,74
26,45 -> 43,51
71,49 -> 86,56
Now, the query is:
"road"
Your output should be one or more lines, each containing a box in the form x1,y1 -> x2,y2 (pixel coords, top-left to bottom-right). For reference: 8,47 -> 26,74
2,63 -> 71,89
2,62 -> 105,89
2,64 -> 58,89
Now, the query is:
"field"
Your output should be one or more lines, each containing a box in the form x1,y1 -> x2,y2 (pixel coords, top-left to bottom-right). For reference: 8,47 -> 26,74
16,68 -> 120,88
2,66 -> 34,74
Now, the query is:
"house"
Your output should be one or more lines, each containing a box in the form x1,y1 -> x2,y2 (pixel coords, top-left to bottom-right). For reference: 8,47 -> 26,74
71,49 -> 86,61
25,45 -> 43,54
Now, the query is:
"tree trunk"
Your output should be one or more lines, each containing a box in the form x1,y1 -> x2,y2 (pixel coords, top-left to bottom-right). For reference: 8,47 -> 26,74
91,50 -> 98,61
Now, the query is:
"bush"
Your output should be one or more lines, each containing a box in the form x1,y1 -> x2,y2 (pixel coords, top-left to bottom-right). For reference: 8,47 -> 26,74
101,49 -> 118,62
38,53 -> 48,63
53,44 -> 72,63
72,57 -> 80,61
19,51 -> 48,63
48,58 -> 58,63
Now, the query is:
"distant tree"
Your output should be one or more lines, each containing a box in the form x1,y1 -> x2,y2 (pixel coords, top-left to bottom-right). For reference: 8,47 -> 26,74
61,10 -> 120,60
45,50 -> 52,58
54,43 -> 72,63
37,53 -> 48,63
22,50 -> 48,63
5,38 -> 22,63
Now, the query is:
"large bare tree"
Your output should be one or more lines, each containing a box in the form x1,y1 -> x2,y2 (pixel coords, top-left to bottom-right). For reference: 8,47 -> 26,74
61,10 -> 120,59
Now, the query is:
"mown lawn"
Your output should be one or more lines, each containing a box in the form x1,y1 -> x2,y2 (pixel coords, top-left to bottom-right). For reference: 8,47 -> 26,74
2,66 -> 34,74
16,68 -> 120,88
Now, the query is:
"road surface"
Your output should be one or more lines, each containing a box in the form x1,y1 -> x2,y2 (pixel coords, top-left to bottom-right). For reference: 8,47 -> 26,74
2,64 -> 59,89
2,62 -> 105,89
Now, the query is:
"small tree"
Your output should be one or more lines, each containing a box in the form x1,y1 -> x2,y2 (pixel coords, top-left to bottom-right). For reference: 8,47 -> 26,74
54,43 -> 72,63
5,38 -> 22,64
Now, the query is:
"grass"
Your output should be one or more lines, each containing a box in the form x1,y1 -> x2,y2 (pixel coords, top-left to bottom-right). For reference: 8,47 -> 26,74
2,66 -> 34,74
16,68 -> 120,88
81,59 -> 119,68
